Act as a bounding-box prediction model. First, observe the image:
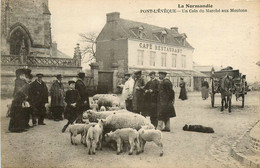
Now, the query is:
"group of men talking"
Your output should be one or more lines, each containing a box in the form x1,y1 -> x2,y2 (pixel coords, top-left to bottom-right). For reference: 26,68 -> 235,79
122,70 -> 176,132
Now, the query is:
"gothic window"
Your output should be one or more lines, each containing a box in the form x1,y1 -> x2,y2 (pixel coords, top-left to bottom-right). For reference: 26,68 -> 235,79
9,27 -> 30,55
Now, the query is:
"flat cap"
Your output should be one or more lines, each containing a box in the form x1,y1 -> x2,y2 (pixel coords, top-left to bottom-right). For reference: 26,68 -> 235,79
124,73 -> 131,77
56,74 -> 62,79
78,72 -> 85,78
134,70 -> 142,75
158,71 -> 167,75
149,71 -> 156,76
68,80 -> 76,85
36,73 -> 44,77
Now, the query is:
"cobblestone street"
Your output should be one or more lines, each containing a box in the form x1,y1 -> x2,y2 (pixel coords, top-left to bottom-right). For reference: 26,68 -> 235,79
1,91 -> 259,168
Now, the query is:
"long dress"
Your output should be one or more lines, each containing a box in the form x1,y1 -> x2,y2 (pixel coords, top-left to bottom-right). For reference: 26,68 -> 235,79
179,81 -> 187,100
201,81 -> 209,99
8,79 -> 30,132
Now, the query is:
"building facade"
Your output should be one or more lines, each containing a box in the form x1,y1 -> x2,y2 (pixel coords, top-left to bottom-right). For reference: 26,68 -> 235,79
0,0 -> 82,97
96,12 -> 205,92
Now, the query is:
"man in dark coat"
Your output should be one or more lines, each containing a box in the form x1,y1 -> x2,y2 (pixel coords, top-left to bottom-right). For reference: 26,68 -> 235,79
50,74 -> 65,121
75,72 -> 90,122
62,80 -> 81,132
157,71 -> 176,132
29,73 -> 49,125
143,71 -> 159,128
179,78 -> 187,100
132,70 -> 145,115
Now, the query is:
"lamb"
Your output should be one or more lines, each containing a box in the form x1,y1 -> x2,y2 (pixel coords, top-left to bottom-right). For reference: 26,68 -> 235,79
86,119 -> 105,155
104,128 -> 141,155
82,122 -> 97,146
97,95 -> 120,110
100,106 -> 106,111
69,124 -> 87,145
138,125 -> 164,156
90,103 -> 98,111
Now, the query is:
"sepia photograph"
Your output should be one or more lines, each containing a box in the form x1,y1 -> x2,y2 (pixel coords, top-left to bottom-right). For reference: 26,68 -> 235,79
1,0 -> 260,168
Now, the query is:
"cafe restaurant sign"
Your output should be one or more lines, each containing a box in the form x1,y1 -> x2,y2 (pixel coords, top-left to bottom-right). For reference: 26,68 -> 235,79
139,42 -> 182,53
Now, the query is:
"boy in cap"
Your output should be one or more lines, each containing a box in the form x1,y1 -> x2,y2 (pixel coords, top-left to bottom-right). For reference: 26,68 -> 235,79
157,71 -> 176,132
50,74 -> 65,121
29,73 -> 48,125
143,71 -> 159,127
62,80 -> 80,132
132,70 -> 145,114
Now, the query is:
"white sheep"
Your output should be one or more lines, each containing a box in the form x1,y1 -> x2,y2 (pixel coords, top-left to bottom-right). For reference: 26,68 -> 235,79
138,125 -> 164,156
90,103 -> 99,111
86,119 -> 105,155
92,94 -> 117,101
82,109 -> 132,122
104,128 -> 141,155
97,95 -> 120,110
104,112 -> 154,132
82,122 -> 97,146
69,124 -> 86,145
100,106 -> 106,111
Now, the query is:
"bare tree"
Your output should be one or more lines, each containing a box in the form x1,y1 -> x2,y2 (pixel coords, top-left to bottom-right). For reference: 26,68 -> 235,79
79,32 -> 97,63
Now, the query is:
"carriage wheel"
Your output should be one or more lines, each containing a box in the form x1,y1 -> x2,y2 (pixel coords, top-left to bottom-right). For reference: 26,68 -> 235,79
242,95 -> 245,108
211,93 -> 215,107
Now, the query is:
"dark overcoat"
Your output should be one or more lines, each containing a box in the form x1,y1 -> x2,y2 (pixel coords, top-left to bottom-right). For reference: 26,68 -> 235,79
75,79 -> 90,112
179,81 -> 187,100
50,80 -> 65,107
29,80 -> 49,107
132,77 -> 145,113
157,78 -> 176,120
143,79 -> 159,117
65,89 -> 81,123
13,78 -> 27,98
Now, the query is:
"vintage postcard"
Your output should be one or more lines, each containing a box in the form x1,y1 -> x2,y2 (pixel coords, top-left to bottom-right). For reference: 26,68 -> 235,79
1,0 -> 260,168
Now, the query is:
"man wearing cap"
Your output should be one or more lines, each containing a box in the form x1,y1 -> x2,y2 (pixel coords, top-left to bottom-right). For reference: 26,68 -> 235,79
143,71 -> 159,127
132,70 -> 145,114
50,74 -> 65,121
62,80 -> 80,132
29,73 -> 49,125
157,71 -> 176,132
75,72 -> 90,122
122,73 -> 135,111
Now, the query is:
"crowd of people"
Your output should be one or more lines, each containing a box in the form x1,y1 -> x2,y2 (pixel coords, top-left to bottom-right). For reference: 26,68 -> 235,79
8,68 -> 90,133
122,71 -> 185,132
8,67 -> 190,133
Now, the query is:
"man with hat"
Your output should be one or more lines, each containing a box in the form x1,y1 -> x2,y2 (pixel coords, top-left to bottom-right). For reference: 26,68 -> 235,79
122,73 -> 135,111
143,71 -> 160,127
29,73 -> 49,125
62,80 -> 81,132
132,70 -> 145,114
75,72 -> 90,122
157,71 -> 176,132
50,74 -> 65,121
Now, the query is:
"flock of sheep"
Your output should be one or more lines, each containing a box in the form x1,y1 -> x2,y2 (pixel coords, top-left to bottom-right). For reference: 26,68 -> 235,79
68,94 -> 164,156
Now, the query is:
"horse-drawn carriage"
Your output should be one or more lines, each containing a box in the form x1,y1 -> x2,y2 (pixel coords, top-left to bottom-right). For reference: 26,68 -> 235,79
210,68 -> 247,112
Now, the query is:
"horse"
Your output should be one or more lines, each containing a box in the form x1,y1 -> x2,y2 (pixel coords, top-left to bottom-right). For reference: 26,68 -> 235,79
219,75 -> 233,112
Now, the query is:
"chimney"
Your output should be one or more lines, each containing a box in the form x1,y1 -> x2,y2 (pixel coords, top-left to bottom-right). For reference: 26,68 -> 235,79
52,41 -> 57,57
171,27 -> 178,33
106,12 -> 120,23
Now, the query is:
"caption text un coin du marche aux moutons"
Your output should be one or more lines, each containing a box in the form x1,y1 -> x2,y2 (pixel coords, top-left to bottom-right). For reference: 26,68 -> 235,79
140,4 -> 247,14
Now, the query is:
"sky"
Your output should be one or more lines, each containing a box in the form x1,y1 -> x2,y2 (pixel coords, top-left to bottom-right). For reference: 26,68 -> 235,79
49,0 -> 260,82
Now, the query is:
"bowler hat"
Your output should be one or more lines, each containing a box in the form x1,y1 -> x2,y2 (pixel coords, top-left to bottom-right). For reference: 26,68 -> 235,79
78,72 -> 85,78
158,71 -> 167,75
134,70 -> 142,75
56,74 -> 62,79
36,73 -> 44,77
68,80 -> 76,85
149,71 -> 156,76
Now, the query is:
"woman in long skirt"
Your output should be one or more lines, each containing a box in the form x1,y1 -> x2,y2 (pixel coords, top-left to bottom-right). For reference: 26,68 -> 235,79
201,80 -> 209,100
179,78 -> 187,100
